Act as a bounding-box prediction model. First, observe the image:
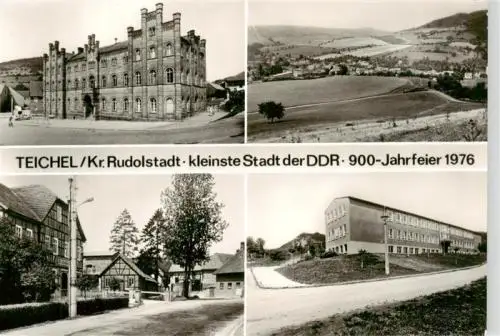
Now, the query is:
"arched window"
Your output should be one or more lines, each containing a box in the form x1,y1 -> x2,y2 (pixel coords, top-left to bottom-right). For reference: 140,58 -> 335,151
149,70 -> 156,85
101,98 -> 106,110
112,74 -> 117,87
124,73 -> 129,86
82,78 -> 86,89
135,98 -> 141,113
149,46 -> 156,59
135,72 -> 142,85
112,98 -> 117,112
150,98 -> 157,113
164,43 -> 173,56
124,98 -> 129,111
135,49 -> 141,61
166,68 -> 174,83
102,76 -> 107,88
75,79 -> 79,89
89,76 -> 95,88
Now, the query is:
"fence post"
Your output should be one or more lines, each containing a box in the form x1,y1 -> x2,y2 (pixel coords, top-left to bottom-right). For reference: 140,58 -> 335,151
128,290 -> 134,307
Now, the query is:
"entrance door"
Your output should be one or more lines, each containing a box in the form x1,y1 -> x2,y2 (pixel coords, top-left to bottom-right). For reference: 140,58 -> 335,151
83,95 -> 93,118
166,98 -> 174,114
61,272 -> 68,297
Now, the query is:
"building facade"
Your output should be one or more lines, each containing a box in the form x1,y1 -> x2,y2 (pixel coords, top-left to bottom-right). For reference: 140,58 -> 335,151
42,3 -> 206,121
325,196 -> 482,255
214,242 -> 244,298
83,251 -> 117,275
0,184 -> 86,297
99,253 -> 157,292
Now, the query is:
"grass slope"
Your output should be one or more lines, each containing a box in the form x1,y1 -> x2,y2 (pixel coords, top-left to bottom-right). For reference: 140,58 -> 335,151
274,277 -> 486,336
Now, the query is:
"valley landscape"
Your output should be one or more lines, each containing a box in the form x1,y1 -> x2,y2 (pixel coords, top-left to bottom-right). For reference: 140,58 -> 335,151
247,5 -> 487,143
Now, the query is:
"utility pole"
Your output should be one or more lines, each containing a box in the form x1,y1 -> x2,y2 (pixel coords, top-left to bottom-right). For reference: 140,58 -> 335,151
381,208 -> 390,276
69,177 -> 78,318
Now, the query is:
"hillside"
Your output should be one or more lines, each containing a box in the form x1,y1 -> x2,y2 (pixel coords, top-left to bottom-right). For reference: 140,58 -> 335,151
278,232 -> 325,250
0,57 -> 43,75
418,10 -> 487,30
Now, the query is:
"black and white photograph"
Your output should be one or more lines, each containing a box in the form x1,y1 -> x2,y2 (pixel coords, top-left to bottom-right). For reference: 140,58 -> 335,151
247,0 -> 487,143
0,0 -> 245,145
0,174 -> 244,335
246,172 -> 486,335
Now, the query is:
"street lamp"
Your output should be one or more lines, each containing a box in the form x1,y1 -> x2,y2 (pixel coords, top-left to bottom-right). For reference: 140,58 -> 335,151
68,177 -> 93,319
381,210 -> 390,276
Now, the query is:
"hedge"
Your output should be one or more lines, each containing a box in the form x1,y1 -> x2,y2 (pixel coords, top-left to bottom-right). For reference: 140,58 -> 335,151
0,297 -> 129,331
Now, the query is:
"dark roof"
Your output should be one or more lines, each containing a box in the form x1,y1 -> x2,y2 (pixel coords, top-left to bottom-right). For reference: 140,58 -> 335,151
67,53 -> 85,62
169,253 -> 234,273
0,183 -> 41,221
214,251 -> 244,275
10,184 -> 87,242
29,81 -> 43,97
339,196 -> 481,236
100,253 -> 157,283
158,260 -> 172,273
99,41 -> 128,55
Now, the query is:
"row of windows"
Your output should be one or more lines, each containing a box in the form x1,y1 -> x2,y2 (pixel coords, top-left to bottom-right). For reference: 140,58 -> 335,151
327,224 -> 347,242
326,204 -> 347,222
330,244 -> 348,254
219,282 -> 242,290
62,69 -> 175,89
388,245 -> 440,254
388,228 -> 440,244
451,239 -> 475,249
103,276 -> 135,288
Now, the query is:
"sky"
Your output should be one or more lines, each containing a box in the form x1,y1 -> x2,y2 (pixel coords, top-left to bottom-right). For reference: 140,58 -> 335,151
247,172 -> 486,249
249,0 -> 487,32
0,174 -> 244,255
0,0 -> 244,81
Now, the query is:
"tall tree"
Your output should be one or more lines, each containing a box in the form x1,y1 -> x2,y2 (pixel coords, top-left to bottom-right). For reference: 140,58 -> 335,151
161,174 -> 228,297
109,209 -> 140,258
140,209 -> 165,283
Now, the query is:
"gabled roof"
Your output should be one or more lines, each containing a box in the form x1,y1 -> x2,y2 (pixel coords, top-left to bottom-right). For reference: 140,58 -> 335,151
214,251 -> 244,275
224,72 -> 245,82
169,253 -> 234,273
100,253 -> 157,283
208,82 -> 225,91
0,183 -> 41,221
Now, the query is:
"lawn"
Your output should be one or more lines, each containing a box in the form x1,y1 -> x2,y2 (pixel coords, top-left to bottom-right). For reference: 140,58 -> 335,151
276,253 -> 486,285
248,76 -> 408,112
273,277 -> 486,336
112,302 -> 244,336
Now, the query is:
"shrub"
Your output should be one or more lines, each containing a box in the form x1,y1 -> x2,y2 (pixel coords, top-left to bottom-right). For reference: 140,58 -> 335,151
0,302 -> 67,331
320,250 -> 338,259
77,297 -> 129,316
269,249 -> 289,261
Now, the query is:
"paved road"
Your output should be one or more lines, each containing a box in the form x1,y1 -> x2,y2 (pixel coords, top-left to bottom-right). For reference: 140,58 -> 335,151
2,299 -> 243,336
0,116 -> 243,145
246,265 -> 486,336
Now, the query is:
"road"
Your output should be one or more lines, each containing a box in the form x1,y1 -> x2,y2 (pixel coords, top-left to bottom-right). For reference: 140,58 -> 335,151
246,265 -> 486,336
0,116 -> 243,145
2,299 -> 243,336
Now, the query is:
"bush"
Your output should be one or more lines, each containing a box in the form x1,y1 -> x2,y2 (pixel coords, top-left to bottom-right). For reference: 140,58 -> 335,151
320,250 -> 338,259
269,249 -> 289,261
0,302 -> 67,331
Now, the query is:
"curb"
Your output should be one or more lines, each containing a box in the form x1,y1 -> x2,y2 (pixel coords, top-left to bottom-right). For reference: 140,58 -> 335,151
250,263 -> 486,290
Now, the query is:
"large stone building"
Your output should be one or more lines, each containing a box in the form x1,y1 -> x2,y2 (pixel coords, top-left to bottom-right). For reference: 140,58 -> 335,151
0,184 -> 86,297
42,3 -> 206,121
325,196 -> 482,255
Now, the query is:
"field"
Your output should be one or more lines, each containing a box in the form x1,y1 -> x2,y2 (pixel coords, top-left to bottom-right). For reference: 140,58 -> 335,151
388,45 -> 477,62
321,37 -> 388,48
315,44 -> 412,60
248,76 -> 408,112
260,45 -> 337,58
274,277 -> 486,336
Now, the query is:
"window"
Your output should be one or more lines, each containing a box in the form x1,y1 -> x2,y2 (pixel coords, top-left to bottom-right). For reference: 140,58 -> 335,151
102,76 -> 107,88
236,282 -> 241,289
82,78 -> 86,89
75,79 -> 79,89
149,46 -> 156,59
124,73 -> 129,86
403,247 -> 408,254
219,282 -> 224,290
149,27 -> 156,37
45,235 -> 51,249
397,246 -> 402,253
227,283 -> 233,290
388,245 -> 394,253
150,98 -> 157,113
135,72 -> 142,85
64,242 -> 69,258
112,74 -> 117,86
15,225 -> 22,238
128,277 -> 134,288
89,76 -> 95,88
111,58 -> 117,66
56,204 -> 63,222
82,63 -> 86,71
101,59 -> 107,68
166,68 -> 174,83
53,237 -> 59,255
409,248 -> 414,254
26,228 -> 33,239
67,79 -> 71,87
124,98 -> 129,111
101,98 -> 106,111
388,228 -> 393,239
135,49 -> 141,61
164,43 -> 173,56
89,61 -> 96,69
78,246 -> 82,261
135,98 -> 141,113
112,98 -> 117,112
149,70 -> 156,85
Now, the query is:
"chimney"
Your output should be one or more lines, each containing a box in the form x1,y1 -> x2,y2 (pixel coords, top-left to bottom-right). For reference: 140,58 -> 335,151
114,38 -> 118,44
77,47 -> 84,53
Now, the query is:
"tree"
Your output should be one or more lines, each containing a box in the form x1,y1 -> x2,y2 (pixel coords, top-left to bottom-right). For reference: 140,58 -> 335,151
246,236 -> 257,259
440,240 -> 451,254
258,101 -> 285,123
109,209 -> 140,258
308,244 -> 316,257
76,274 -> 99,298
161,174 -> 229,298
223,89 -> 245,115
478,241 -> 487,253
338,64 -> 348,75
141,209 -> 165,283
358,249 -> 367,269
256,238 -> 265,257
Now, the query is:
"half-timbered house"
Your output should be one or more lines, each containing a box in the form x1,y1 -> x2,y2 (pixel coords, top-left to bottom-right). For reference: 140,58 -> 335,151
99,253 -> 157,292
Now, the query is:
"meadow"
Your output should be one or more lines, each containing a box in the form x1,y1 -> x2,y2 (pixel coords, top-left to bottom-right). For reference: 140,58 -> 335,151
315,44 -> 412,60
248,76 -> 408,112
321,37 -> 388,48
